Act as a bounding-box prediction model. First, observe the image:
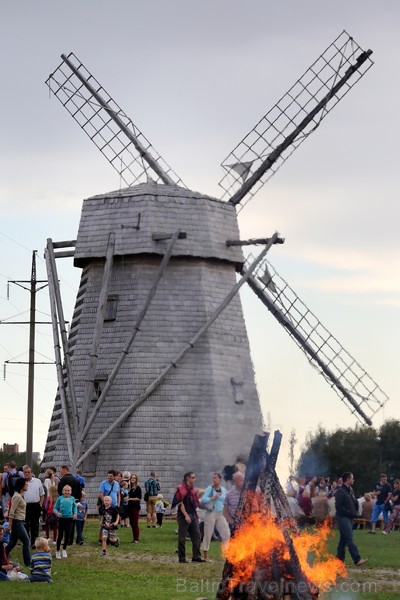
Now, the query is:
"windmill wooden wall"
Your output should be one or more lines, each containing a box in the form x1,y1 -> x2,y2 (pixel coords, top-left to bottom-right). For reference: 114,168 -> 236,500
42,182 -> 263,503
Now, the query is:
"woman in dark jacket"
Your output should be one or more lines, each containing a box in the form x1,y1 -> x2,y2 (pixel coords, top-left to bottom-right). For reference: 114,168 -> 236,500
126,473 -> 142,543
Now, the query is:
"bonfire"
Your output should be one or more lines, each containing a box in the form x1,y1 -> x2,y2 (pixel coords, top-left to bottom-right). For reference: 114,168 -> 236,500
216,432 -> 346,600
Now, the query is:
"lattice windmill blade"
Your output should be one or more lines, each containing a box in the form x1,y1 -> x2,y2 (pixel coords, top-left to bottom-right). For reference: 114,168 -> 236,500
242,256 -> 388,426
219,31 -> 373,210
46,52 -> 186,188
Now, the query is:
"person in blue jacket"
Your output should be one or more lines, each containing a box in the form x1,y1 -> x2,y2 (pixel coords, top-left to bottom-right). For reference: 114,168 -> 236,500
200,472 -> 230,562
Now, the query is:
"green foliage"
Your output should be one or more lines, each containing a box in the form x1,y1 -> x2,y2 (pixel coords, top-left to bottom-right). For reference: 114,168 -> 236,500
297,420 -> 400,495
0,451 -> 40,474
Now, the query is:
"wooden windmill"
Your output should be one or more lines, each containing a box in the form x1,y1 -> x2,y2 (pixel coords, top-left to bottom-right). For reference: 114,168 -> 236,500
42,31 -> 388,501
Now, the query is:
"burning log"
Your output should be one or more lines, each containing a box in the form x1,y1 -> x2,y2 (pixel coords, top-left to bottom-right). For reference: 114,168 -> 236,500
216,431 -> 340,600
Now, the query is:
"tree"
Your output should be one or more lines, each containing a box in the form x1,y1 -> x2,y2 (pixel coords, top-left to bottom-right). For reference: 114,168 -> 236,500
296,420 -> 400,496
0,451 -> 40,475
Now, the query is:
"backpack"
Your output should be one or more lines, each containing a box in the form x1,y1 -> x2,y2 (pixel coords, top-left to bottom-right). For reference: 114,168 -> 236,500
145,478 -> 160,498
5,472 -> 21,497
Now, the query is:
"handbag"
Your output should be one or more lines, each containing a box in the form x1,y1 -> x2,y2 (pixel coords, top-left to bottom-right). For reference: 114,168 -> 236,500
201,487 -> 216,512
202,500 -> 215,512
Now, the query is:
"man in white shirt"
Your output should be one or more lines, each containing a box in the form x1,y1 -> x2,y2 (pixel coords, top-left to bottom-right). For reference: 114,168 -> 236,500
22,466 -> 45,548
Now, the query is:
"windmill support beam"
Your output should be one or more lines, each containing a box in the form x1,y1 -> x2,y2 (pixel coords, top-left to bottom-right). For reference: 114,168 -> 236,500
80,229 -> 182,441
228,49 -> 373,206
46,239 -> 80,437
243,272 -> 372,426
76,232 -> 279,467
74,233 -> 116,463
60,54 -> 175,186
45,247 -> 74,465
226,236 -> 285,247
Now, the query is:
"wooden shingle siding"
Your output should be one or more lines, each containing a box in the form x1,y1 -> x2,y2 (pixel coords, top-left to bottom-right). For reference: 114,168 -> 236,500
42,184 -> 263,510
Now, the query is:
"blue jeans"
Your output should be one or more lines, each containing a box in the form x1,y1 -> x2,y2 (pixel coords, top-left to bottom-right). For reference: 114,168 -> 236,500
6,520 -> 31,566
76,519 -> 85,543
371,502 -> 389,524
336,516 -> 361,564
29,573 -> 52,583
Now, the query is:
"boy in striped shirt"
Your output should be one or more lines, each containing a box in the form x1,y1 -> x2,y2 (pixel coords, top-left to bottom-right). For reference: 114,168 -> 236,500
29,537 -> 52,583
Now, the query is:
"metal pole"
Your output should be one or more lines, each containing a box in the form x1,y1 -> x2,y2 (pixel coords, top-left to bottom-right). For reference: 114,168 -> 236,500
26,251 -> 37,466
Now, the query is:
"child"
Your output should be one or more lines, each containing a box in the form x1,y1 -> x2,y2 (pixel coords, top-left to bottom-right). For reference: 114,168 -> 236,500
54,485 -> 77,559
155,493 -> 166,528
0,525 -> 26,581
1,520 -> 10,545
29,537 -> 52,583
99,496 -> 120,556
0,525 -> 13,580
76,491 -> 88,545
44,485 -> 59,544
119,480 -> 129,527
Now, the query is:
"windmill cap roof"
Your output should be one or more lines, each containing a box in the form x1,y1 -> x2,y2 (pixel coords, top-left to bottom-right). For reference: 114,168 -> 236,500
74,181 -> 244,266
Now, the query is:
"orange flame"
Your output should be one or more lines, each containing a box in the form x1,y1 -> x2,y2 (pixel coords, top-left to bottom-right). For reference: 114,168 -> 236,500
223,513 -> 346,594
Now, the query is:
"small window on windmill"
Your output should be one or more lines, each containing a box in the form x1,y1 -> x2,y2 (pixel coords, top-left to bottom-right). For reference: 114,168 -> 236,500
92,376 -> 108,403
81,450 -> 98,477
104,295 -> 118,321
231,377 -> 244,405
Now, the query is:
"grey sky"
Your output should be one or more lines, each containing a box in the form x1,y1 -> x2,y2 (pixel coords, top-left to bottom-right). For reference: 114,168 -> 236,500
1,1 -> 399,477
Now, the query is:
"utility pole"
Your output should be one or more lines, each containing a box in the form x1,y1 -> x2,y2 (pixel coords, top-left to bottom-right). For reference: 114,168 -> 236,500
2,251 -> 50,466
27,251 -> 37,465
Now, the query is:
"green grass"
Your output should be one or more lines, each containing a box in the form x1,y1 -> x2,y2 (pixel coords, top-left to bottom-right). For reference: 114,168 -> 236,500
3,521 -> 400,599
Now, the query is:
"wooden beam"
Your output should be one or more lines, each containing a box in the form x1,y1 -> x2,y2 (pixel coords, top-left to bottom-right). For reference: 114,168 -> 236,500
46,239 -> 80,439
80,229 -> 183,442
45,245 -> 74,465
52,240 -> 77,248
76,233 -> 279,467
54,250 -> 75,258
74,232 -> 115,463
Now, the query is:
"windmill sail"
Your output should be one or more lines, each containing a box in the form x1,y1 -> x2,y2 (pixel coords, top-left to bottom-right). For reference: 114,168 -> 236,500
219,31 -> 373,210
46,53 -> 185,188
242,256 -> 388,426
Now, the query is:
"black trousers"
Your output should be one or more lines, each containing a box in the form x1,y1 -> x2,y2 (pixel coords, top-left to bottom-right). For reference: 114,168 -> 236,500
177,514 -> 201,561
57,518 -> 73,551
25,502 -> 41,546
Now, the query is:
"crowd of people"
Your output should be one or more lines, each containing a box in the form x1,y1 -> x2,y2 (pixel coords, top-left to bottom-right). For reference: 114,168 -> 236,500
285,472 -> 400,532
0,461 -> 246,580
1,459 -> 398,582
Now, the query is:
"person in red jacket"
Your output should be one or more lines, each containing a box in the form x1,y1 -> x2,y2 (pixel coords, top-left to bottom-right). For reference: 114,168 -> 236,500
172,472 -> 204,563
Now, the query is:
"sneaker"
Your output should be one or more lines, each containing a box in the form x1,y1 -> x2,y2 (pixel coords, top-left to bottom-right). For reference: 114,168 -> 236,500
102,549 -> 106,556
356,558 -> 368,566
56,551 -> 61,560
62,549 -> 67,558
382,531 -> 388,535
52,541 -> 57,545
179,558 -> 189,563
134,541 -> 139,544
368,531 -> 376,534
